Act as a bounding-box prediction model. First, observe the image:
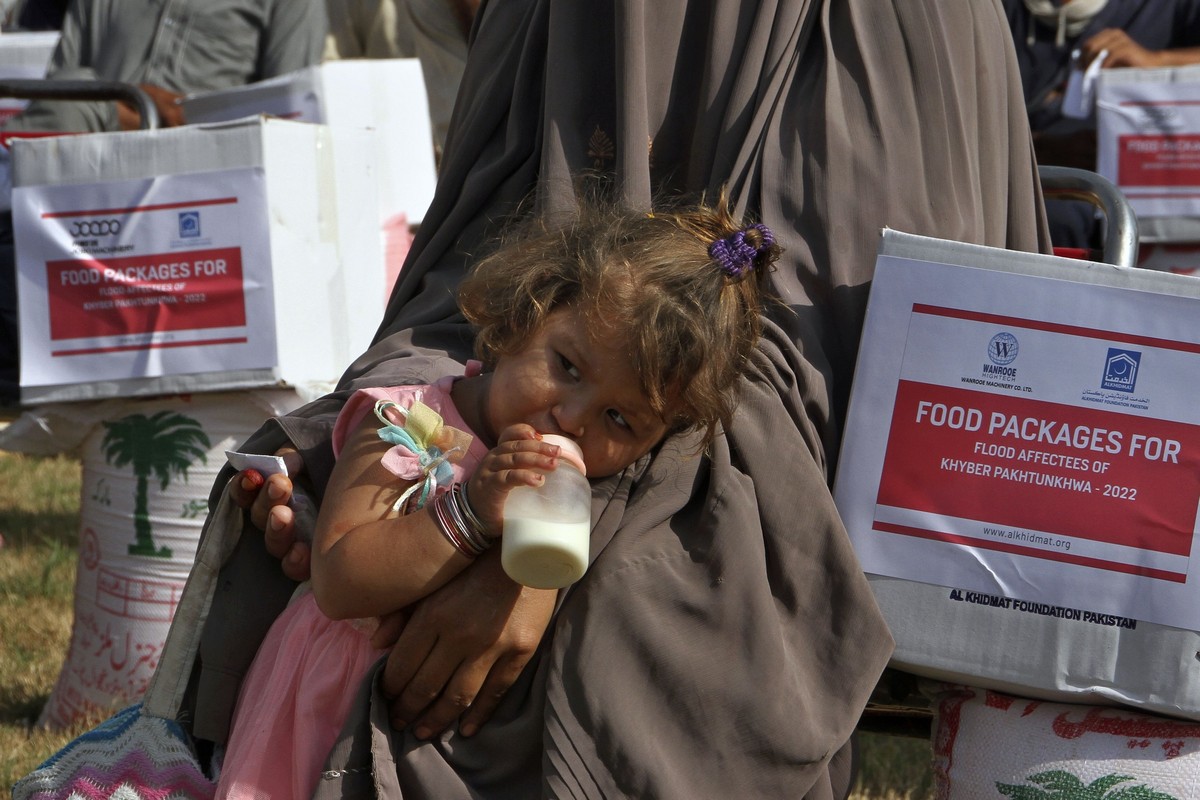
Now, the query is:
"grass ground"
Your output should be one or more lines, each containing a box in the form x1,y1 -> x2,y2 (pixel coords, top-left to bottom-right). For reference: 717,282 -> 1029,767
0,451 -> 102,796
851,733 -> 935,800
0,449 -> 935,799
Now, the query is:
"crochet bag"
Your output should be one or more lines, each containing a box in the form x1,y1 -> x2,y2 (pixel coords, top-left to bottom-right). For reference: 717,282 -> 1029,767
12,486 -> 251,800
12,705 -> 215,800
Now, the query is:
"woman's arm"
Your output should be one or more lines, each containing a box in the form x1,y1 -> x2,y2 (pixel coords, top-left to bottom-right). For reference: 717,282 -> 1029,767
228,423 -> 560,737
378,552 -> 557,738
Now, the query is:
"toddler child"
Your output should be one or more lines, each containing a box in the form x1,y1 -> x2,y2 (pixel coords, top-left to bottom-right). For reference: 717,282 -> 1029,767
215,194 -> 781,798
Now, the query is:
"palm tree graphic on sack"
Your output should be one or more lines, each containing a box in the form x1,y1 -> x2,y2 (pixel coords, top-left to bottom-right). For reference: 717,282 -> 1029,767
100,410 -> 211,558
998,770 -> 1177,799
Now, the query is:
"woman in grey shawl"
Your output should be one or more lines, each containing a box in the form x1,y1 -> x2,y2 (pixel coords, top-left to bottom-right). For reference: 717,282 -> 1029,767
183,0 -> 1051,797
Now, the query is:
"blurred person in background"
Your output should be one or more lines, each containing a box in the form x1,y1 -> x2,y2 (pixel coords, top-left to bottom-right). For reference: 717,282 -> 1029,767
0,0 -> 325,405
1,0 -> 326,133
1003,0 -> 1200,247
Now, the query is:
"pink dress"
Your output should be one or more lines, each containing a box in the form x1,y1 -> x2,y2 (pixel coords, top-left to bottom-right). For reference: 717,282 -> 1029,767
215,370 -> 487,799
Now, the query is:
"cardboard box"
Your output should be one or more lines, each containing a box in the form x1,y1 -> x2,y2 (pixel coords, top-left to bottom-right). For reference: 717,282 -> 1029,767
11,116 -> 386,404
180,59 -> 437,225
1097,65 -> 1200,244
1137,241 -> 1200,278
834,229 -> 1200,720
0,31 -> 59,124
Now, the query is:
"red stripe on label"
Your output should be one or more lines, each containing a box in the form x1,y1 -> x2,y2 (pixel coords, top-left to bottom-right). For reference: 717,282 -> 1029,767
51,337 -> 249,356
911,304 -> 1200,355
41,196 -> 238,219
1117,134 -> 1200,188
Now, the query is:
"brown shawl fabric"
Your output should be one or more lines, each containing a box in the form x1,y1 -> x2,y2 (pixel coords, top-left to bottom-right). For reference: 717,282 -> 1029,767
186,0 -> 1051,797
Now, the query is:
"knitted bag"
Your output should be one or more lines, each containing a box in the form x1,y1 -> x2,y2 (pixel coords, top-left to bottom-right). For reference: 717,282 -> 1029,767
13,487 -> 249,800
12,705 -> 214,800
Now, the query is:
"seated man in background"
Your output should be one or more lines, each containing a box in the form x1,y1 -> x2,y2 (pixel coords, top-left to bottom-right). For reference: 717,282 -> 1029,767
1,0 -> 326,133
1003,0 -> 1200,247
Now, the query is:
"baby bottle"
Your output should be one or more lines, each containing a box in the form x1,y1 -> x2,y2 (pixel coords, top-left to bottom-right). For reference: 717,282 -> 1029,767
501,434 -> 591,589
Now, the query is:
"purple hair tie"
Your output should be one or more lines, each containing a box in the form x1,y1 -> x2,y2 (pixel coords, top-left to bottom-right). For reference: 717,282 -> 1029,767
709,223 -> 774,279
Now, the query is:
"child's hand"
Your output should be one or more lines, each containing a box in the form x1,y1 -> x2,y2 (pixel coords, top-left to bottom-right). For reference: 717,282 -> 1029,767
466,424 -> 562,535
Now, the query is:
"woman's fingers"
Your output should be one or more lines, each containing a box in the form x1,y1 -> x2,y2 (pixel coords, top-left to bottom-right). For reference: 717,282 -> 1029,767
229,469 -> 264,507
457,654 -> 529,737
381,623 -> 438,728
400,653 -> 488,740
370,609 -> 409,650
226,448 -> 311,581
380,556 -> 554,738
250,472 -> 293,531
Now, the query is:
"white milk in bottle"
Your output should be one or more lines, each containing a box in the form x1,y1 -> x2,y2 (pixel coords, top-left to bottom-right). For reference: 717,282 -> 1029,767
501,434 -> 590,588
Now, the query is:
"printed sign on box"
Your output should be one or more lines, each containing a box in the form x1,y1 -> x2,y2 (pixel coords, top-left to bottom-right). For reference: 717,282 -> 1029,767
835,230 -> 1200,718
873,317 -> 1200,595
835,233 -> 1200,633
15,169 -> 276,388
10,117 -> 385,404
1097,65 -> 1200,241
0,31 -> 60,123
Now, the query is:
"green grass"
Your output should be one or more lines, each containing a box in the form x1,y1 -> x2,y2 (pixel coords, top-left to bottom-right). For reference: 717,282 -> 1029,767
851,732 -> 935,800
0,449 -> 934,798
0,450 -> 98,795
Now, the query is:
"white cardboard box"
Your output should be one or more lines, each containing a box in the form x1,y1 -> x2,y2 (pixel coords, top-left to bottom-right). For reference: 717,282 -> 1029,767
11,116 -> 386,404
1097,64 -> 1200,244
1137,241 -> 1200,277
0,31 -> 59,123
180,59 -> 437,226
835,229 -> 1200,720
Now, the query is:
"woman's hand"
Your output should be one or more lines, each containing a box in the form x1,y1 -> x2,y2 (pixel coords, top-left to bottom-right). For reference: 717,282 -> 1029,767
228,443 -> 558,738
228,447 -> 312,581
376,549 -> 556,738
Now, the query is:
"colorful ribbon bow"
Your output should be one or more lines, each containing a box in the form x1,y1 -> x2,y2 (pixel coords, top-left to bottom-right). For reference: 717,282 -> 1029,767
373,398 -> 471,511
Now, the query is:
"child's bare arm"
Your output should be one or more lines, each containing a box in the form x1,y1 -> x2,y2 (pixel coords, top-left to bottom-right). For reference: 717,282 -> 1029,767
310,412 -> 469,619
310,415 -> 561,620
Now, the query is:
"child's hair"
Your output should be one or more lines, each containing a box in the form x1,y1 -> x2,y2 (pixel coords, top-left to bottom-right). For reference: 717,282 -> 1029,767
457,192 -> 781,446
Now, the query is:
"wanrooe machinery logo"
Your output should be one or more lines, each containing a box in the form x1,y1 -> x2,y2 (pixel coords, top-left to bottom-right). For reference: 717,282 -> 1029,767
987,332 -> 1019,366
